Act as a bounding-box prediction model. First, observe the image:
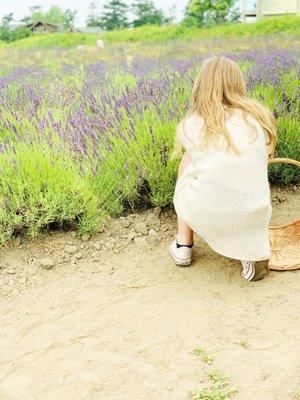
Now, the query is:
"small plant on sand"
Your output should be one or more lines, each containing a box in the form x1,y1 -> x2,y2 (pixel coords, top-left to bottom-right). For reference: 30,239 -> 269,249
191,346 -> 238,399
194,347 -> 214,365
190,370 -> 238,400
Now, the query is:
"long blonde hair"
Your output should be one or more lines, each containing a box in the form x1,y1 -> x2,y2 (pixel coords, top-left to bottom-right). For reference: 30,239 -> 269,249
172,56 -> 276,158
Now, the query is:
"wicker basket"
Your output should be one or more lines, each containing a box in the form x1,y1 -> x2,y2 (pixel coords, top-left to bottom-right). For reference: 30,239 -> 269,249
268,158 -> 300,271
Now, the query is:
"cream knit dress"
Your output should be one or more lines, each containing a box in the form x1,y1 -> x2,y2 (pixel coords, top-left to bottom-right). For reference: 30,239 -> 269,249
173,109 -> 272,261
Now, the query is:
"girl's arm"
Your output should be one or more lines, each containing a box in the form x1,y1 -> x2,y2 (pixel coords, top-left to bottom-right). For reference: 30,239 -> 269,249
178,152 -> 192,178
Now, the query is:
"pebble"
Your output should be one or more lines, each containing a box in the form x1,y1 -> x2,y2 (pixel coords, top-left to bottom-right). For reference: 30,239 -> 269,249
40,258 -> 55,269
134,237 -> 148,247
81,234 -> 90,242
13,237 -> 22,247
75,252 -> 82,260
148,228 -> 158,237
28,265 -> 38,275
123,219 -> 131,228
127,231 -> 137,241
106,242 -> 115,250
135,222 -> 148,235
93,242 -> 102,250
64,244 -> 78,254
153,206 -> 161,216
6,268 -> 16,274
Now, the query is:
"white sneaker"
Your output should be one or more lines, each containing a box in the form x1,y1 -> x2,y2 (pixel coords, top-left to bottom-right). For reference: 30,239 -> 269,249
169,240 -> 193,266
241,260 -> 269,281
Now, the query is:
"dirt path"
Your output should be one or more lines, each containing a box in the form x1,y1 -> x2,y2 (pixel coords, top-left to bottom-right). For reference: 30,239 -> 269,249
0,188 -> 299,400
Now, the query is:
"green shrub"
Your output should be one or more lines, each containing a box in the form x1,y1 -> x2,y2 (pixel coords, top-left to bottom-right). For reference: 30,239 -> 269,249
269,116 -> 300,185
0,142 -> 105,243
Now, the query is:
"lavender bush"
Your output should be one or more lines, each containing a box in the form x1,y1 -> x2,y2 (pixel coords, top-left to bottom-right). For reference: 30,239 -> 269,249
0,40 -> 299,243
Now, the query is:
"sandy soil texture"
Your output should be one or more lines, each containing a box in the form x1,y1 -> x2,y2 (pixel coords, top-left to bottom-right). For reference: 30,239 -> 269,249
0,188 -> 299,400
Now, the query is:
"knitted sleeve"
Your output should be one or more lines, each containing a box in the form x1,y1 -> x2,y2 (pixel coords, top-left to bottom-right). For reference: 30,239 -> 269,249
177,115 -> 204,151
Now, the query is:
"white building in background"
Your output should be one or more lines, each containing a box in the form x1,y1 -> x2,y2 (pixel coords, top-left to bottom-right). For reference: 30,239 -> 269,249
243,0 -> 300,21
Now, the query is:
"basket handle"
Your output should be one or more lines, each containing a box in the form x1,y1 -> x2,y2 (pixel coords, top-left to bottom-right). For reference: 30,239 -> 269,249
268,158 -> 300,168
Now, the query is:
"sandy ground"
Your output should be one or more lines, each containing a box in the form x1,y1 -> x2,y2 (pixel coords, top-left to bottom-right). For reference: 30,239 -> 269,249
0,188 -> 299,400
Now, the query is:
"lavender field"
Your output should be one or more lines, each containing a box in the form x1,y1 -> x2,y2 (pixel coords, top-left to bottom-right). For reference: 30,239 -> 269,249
0,35 -> 299,243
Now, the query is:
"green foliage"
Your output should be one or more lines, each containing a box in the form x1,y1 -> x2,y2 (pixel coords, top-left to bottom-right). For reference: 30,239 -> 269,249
100,15 -> 300,43
1,15 -> 299,48
250,69 -> 300,185
0,13 -> 31,43
194,347 -> 214,364
0,27 -> 31,43
132,0 -> 168,28
62,9 -> 77,30
21,5 -> 77,30
185,0 -> 239,27
269,116 -> 300,185
1,32 -> 99,48
25,5 -> 64,24
190,347 -> 238,399
0,138 -> 141,243
190,374 -> 238,400
99,0 -> 129,31
87,1 -> 102,27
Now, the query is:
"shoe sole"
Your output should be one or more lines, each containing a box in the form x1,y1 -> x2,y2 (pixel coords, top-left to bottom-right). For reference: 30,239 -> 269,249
169,245 -> 192,267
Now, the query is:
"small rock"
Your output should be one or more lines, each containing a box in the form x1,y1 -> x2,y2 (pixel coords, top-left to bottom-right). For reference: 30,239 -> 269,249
127,231 -> 137,241
146,236 -> 158,245
134,237 -> 148,247
75,252 -> 82,260
28,265 -> 38,275
146,213 -> 159,227
13,237 -> 22,247
40,258 -> 55,269
106,242 -> 115,250
6,268 -> 16,274
81,234 -> 90,242
70,231 -> 77,238
64,244 -> 78,254
148,228 -> 158,237
135,222 -> 148,235
108,266 -> 114,275
134,214 -> 146,223
123,219 -> 131,228
153,206 -> 161,216
93,242 -> 102,251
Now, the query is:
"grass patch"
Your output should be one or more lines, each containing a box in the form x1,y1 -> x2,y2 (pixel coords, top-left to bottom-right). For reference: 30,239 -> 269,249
2,16 -> 299,49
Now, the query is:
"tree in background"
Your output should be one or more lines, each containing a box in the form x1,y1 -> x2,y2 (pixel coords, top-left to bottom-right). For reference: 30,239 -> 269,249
0,13 -> 30,42
99,0 -> 129,30
21,5 -> 77,28
184,0 -> 239,27
132,0 -> 168,27
63,9 -> 77,30
86,1 -> 101,27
